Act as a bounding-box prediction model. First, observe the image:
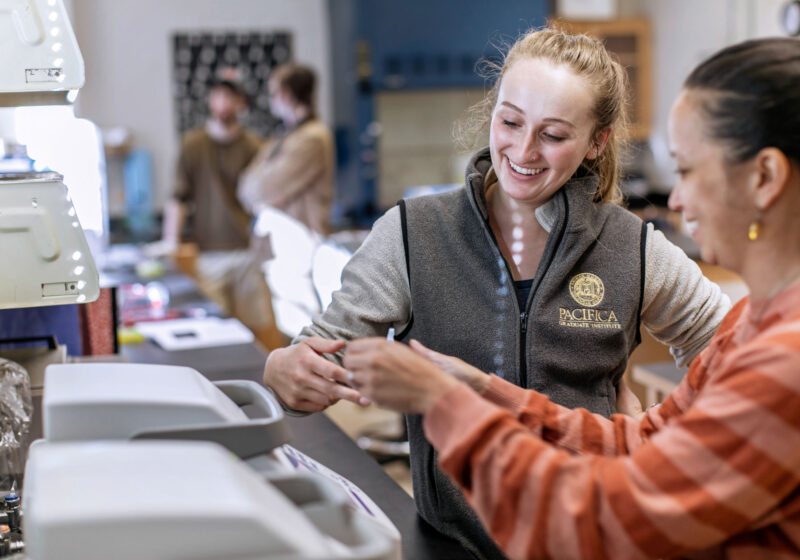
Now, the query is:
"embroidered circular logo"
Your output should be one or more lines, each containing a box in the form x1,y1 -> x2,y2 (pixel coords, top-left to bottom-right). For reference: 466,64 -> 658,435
569,273 -> 605,307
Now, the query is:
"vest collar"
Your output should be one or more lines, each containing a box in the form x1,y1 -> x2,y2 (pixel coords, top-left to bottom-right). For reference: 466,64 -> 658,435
465,147 -> 493,221
464,147 -> 602,234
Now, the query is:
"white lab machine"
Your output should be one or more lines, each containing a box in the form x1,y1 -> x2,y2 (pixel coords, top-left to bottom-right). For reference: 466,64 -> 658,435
41,362 -> 290,459
0,0 -> 84,107
0,170 -> 100,309
0,0 -> 99,309
21,362 -> 400,560
24,441 -> 344,560
43,362 -> 258,440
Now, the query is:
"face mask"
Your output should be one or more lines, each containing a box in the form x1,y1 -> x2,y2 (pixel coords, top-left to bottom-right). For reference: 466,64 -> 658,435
269,97 -> 292,124
205,119 -> 240,142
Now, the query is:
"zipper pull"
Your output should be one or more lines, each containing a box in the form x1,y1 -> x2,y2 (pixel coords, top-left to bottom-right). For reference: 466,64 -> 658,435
520,311 -> 528,334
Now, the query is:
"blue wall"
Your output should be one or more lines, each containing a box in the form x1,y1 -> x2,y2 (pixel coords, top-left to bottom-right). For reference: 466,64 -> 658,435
328,1 -> 551,224
357,0 -> 549,89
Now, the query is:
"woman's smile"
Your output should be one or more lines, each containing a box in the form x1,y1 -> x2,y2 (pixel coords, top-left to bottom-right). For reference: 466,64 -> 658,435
507,157 -> 546,177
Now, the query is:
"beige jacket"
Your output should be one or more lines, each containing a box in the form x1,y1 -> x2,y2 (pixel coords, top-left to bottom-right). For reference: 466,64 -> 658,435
238,118 -> 334,235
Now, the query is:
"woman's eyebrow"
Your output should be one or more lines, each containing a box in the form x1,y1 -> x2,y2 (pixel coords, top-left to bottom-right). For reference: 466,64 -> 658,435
498,101 -> 575,128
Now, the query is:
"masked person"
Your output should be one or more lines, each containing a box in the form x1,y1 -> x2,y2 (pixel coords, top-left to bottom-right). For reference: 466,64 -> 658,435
161,78 -> 282,350
238,63 -> 334,235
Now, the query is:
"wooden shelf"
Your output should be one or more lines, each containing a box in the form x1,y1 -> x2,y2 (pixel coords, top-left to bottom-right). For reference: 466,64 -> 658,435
551,18 -> 653,140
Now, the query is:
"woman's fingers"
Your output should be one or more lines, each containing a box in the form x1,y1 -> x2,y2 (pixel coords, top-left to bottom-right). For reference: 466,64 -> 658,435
304,336 -> 346,355
343,338 -> 457,414
616,380 -> 644,418
263,337 -> 368,410
409,338 -> 457,370
409,338 -> 433,356
302,349 -> 370,406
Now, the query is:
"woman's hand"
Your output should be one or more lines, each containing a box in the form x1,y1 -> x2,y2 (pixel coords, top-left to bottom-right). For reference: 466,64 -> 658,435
343,338 -> 459,414
409,339 -> 490,395
616,379 -> 644,419
263,337 -> 370,412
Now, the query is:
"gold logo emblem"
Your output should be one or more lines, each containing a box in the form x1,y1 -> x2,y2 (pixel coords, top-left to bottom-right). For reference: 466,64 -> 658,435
569,273 -> 604,308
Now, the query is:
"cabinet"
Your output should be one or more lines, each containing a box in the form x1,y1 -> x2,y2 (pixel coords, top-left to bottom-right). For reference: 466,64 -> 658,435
551,18 -> 652,140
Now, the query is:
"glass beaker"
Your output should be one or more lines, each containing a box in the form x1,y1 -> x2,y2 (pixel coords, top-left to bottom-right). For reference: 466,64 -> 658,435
0,358 -> 32,493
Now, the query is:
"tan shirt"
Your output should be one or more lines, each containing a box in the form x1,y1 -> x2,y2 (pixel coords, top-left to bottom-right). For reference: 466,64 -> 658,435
238,118 -> 334,235
173,127 -> 261,251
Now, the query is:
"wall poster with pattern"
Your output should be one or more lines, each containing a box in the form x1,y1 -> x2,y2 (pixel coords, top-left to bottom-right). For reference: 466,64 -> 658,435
171,31 -> 292,137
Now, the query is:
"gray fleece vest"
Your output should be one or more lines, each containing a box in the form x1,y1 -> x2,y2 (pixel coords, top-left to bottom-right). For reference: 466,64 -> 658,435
397,150 -> 645,559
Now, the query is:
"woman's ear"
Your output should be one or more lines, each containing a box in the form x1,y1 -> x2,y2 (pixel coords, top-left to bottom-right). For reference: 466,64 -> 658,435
753,147 -> 791,211
586,127 -> 612,160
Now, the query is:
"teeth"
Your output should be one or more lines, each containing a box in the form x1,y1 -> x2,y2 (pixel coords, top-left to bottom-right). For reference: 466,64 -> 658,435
509,160 -> 544,176
683,219 -> 698,236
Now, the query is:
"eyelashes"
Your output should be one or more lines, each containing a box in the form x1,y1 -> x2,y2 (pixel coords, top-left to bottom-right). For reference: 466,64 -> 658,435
500,121 -> 566,142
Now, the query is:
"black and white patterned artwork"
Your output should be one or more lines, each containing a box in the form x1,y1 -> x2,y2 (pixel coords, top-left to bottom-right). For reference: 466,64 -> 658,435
171,31 -> 292,137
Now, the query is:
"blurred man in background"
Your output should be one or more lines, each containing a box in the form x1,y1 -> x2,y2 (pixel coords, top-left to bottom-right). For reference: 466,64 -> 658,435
159,76 -> 285,350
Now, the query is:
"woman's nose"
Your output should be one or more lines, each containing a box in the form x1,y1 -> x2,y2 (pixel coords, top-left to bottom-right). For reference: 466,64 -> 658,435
667,183 -> 682,212
517,133 -> 539,161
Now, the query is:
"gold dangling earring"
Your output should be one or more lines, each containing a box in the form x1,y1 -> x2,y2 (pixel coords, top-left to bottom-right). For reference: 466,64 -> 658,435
748,212 -> 762,241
